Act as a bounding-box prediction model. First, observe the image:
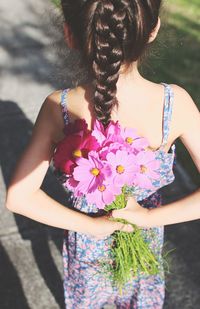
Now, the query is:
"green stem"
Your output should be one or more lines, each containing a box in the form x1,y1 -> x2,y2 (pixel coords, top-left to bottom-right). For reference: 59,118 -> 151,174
102,189 -> 173,290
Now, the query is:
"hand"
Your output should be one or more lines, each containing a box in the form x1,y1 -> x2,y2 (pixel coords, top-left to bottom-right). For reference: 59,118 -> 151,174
112,196 -> 151,228
89,215 -> 134,240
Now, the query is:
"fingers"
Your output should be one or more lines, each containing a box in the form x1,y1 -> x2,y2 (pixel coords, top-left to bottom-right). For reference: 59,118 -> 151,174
118,222 -> 134,233
125,196 -> 141,212
125,197 -> 136,209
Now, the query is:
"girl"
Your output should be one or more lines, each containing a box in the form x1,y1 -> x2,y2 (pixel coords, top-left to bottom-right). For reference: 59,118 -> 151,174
6,0 -> 200,308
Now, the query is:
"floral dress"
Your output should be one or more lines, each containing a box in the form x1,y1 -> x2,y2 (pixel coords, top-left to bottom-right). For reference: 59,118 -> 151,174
52,83 -> 176,309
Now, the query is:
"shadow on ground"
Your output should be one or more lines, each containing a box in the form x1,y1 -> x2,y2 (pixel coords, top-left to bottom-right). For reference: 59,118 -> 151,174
0,241 -> 29,309
0,100 -> 67,309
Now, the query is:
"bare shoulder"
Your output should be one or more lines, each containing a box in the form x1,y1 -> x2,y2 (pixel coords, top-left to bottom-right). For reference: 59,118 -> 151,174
171,84 -> 196,104
170,84 -> 199,138
43,89 -> 63,123
40,89 -> 67,144
170,84 -> 200,171
43,87 -> 89,143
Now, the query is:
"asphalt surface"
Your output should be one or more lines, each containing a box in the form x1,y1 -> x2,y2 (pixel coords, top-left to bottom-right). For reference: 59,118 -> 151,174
0,0 -> 200,308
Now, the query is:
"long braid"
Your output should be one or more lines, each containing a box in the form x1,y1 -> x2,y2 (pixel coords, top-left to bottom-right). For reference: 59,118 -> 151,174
89,0 -> 131,127
61,0 -> 162,127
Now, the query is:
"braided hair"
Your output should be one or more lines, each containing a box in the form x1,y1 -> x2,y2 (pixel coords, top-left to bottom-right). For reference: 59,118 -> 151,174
61,0 -> 162,127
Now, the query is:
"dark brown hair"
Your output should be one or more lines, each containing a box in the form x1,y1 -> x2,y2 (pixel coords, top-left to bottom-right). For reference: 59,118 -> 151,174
61,0 -> 162,126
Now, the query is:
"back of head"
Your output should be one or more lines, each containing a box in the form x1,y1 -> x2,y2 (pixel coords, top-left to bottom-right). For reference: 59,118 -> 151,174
61,0 -> 162,127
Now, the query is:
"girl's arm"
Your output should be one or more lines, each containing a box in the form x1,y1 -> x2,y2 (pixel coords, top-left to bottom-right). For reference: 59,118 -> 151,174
113,187 -> 200,228
112,85 -> 200,228
5,92 -> 132,237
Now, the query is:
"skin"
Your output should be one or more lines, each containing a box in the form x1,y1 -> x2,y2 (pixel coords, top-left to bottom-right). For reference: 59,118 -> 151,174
5,18 -> 200,239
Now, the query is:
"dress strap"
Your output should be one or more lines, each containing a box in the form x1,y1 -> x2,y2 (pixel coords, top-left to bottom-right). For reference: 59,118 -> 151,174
60,88 -> 70,126
159,83 -> 174,150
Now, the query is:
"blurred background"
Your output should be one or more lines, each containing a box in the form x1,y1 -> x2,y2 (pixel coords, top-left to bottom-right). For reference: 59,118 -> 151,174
0,0 -> 199,308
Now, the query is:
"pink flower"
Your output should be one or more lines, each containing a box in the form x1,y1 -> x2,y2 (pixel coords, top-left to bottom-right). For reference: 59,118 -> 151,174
121,127 -> 149,152
92,120 -> 106,145
106,150 -> 139,187
134,151 -> 161,189
92,119 -> 123,147
87,181 -> 121,209
65,177 -> 82,198
106,120 -> 122,138
54,118 -> 162,198
99,142 -> 127,160
73,152 -> 112,194
63,119 -> 89,136
53,132 -> 99,175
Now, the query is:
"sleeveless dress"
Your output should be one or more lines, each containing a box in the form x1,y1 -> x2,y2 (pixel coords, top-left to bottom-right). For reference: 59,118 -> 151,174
52,83 -> 176,309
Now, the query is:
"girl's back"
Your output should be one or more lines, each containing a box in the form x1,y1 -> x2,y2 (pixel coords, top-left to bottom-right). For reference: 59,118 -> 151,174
51,79 -> 180,308
52,78 -> 183,154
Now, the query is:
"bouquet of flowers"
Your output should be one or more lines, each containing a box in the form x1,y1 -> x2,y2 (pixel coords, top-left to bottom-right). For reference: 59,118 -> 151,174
53,118 -> 165,291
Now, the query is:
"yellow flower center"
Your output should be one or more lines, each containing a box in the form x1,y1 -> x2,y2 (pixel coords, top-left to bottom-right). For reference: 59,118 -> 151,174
116,165 -> 125,174
73,149 -> 82,158
126,137 -> 134,145
140,165 -> 148,173
98,185 -> 106,192
91,168 -> 100,176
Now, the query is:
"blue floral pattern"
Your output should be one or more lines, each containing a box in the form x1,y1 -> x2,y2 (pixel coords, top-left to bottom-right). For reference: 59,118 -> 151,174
52,83 -> 176,308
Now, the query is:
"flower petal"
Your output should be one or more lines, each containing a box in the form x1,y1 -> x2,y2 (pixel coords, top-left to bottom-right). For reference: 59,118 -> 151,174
135,173 -> 154,189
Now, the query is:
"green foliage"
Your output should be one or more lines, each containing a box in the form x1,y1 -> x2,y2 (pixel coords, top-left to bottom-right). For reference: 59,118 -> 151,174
52,0 -> 61,8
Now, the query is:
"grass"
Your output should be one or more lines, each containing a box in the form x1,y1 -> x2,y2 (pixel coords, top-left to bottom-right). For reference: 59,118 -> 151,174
51,0 -> 200,185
